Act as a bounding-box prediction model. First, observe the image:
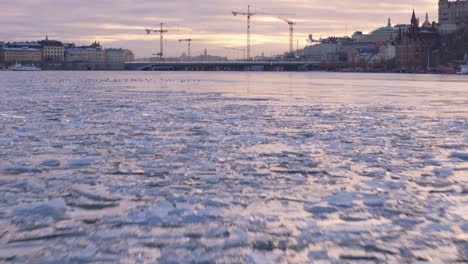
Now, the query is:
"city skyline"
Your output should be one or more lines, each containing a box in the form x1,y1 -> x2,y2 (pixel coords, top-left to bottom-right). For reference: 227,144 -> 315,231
1,0 -> 438,58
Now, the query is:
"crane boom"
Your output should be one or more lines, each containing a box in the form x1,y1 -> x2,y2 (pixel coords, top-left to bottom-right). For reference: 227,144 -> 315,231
233,6 -> 293,60
145,23 -> 168,61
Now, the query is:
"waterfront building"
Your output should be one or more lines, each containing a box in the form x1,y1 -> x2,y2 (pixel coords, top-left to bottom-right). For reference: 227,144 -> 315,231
395,10 -> 440,71
65,41 -> 106,62
38,36 -> 64,62
0,47 -> 42,63
106,48 -> 135,62
304,37 -> 352,63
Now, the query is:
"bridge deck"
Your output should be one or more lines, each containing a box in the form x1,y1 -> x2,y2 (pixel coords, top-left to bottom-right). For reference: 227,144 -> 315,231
125,61 -> 321,71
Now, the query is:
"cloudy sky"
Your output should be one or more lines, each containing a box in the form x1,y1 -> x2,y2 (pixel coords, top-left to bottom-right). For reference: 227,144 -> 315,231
1,0 -> 438,58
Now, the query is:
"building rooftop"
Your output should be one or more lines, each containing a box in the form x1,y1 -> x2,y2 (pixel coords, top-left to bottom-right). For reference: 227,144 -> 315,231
65,47 -> 103,51
0,47 -> 40,51
38,40 -> 64,47
9,42 -> 42,47
368,18 -> 399,36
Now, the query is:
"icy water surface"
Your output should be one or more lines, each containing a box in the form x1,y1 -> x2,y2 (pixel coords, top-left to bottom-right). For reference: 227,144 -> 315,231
0,71 -> 467,263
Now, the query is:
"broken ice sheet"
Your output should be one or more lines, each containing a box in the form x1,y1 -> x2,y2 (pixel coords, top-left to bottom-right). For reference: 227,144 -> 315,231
0,71 -> 466,263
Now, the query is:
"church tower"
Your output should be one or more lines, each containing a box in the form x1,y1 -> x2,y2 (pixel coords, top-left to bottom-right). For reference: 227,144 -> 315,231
409,10 -> 419,38
411,10 -> 418,27
422,12 -> 432,28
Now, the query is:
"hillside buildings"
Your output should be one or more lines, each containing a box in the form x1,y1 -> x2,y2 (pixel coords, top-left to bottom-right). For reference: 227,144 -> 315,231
352,19 -> 401,45
438,0 -> 468,34
304,0 -> 466,72
439,0 -> 468,25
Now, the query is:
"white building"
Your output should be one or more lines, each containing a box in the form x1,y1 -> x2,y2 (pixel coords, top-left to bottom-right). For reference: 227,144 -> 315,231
106,48 -> 135,62
380,40 -> 396,61
65,41 -> 106,62
304,37 -> 352,63
65,48 -> 106,62
304,41 -> 339,62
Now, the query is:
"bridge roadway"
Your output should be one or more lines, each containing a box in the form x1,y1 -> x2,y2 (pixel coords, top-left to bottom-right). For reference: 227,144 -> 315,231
125,61 -> 322,71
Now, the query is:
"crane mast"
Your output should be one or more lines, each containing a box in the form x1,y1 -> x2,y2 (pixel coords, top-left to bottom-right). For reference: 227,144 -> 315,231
232,5 -> 256,60
179,39 -> 192,61
145,23 -> 168,61
279,17 -> 296,54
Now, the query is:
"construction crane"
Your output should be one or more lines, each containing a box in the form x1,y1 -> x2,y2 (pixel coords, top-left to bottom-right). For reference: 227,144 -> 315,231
279,17 -> 296,54
145,23 -> 168,61
179,39 -> 192,61
232,5 -> 256,60
224,47 -> 246,60
232,6 -> 291,60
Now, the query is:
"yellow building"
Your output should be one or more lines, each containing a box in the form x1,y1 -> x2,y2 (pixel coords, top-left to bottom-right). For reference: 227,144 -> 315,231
0,47 -> 42,63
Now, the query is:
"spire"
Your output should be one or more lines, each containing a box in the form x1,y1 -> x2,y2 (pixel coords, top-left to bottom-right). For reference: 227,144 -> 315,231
411,10 -> 418,27
387,18 -> 391,27
45,34 -> 49,41
422,12 -> 431,28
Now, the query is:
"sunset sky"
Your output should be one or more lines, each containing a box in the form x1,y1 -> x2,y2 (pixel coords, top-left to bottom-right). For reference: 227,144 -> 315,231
1,0 -> 438,58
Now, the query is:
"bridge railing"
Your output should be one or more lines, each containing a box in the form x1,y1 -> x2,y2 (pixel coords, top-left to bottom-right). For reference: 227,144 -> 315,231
126,60 -> 320,65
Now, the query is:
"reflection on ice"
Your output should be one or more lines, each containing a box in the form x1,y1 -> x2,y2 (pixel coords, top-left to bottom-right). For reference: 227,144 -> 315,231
0,71 -> 467,263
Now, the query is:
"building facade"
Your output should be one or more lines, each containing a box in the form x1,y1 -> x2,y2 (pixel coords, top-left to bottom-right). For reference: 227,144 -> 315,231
439,0 -> 468,25
304,37 -> 352,63
106,48 -> 135,62
396,11 -> 440,71
38,37 -> 64,62
65,48 -> 106,62
65,42 -> 106,62
0,47 -> 42,63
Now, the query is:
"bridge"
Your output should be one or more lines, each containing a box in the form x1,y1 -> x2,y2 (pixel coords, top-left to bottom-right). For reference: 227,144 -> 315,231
125,61 -> 322,71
